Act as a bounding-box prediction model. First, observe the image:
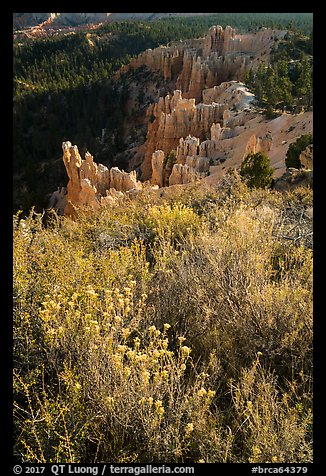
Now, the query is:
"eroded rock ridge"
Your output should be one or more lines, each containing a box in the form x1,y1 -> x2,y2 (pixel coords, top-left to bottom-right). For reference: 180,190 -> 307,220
60,141 -> 142,215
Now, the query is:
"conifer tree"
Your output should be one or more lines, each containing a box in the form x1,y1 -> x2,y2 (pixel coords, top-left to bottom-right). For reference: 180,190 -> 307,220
240,152 -> 274,188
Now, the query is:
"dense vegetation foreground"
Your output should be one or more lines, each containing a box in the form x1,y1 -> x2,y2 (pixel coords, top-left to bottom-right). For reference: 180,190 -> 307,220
13,175 -> 313,463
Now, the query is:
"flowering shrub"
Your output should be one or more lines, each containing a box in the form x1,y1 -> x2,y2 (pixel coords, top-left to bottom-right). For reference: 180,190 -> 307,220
13,183 -> 313,463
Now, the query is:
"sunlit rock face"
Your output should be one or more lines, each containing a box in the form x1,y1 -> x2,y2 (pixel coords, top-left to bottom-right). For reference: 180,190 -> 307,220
151,150 -> 165,187
243,133 -> 273,159
169,155 -> 210,186
117,25 -> 286,182
56,25 -> 293,200
140,90 -> 227,179
119,26 -> 286,102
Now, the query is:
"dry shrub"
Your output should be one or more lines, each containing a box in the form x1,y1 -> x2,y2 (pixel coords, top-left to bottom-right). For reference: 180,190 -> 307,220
14,281 -> 229,462
230,355 -> 312,463
148,200 -> 312,385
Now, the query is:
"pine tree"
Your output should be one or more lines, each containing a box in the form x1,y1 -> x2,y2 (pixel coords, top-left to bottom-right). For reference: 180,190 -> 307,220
240,152 -> 274,188
295,55 -> 312,109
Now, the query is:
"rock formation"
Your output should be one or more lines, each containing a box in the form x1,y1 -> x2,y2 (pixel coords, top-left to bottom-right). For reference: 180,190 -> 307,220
202,25 -> 239,57
150,134 -> 211,188
48,187 -> 67,214
118,26 -> 286,102
169,156 -> 210,186
210,123 -> 234,141
141,78 -> 262,178
299,144 -> 313,170
139,90 -> 227,179
116,25 -> 287,182
176,136 -> 200,164
62,141 -> 142,215
52,25 -> 313,200
151,150 -> 165,187
243,133 -> 273,158
184,155 -> 210,173
202,81 -> 256,110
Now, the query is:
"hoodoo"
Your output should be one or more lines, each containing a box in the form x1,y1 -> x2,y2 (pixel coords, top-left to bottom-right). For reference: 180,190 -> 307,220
56,24 -> 312,210
61,141 -> 142,215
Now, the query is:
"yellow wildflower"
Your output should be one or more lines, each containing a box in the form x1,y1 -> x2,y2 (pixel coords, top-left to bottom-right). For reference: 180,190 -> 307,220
181,346 -> 191,356
185,423 -> 194,434
142,371 -> 150,384
124,367 -> 131,378
117,344 -> 128,353
121,328 -> 131,339
106,396 -> 114,407
161,370 -> 169,379
154,400 -> 164,417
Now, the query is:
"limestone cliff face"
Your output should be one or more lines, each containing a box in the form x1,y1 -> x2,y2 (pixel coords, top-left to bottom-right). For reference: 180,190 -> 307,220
62,141 -> 141,215
140,90 -> 227,179
169,156 -> 210,186
244,133 -> 273,158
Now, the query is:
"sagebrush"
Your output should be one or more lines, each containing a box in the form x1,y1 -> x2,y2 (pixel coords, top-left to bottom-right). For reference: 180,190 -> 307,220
13,175 -> 313,463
